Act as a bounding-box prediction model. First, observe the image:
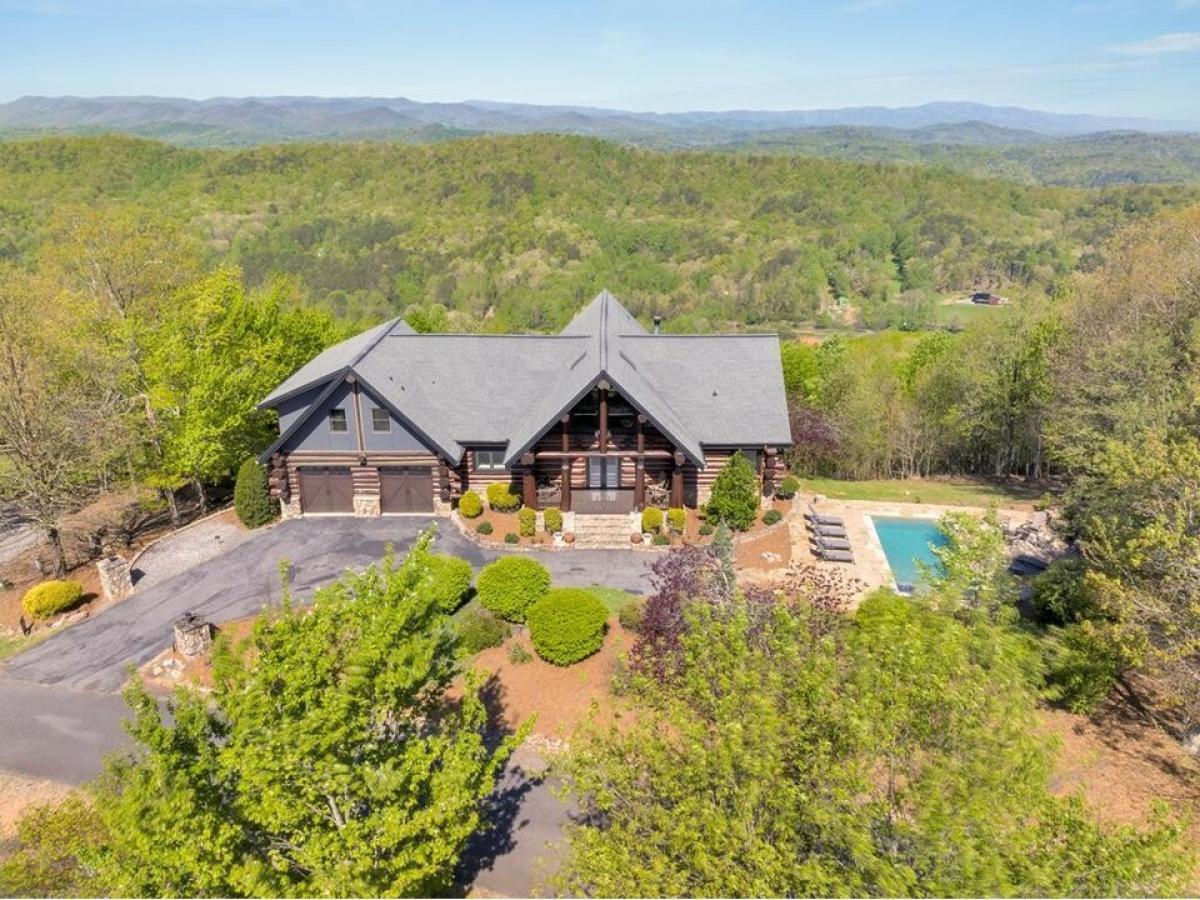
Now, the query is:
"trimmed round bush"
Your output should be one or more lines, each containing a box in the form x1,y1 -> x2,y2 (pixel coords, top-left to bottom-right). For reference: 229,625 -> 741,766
776,474 -> 801,500
476,521 -> 494,535
652,533 -> 670,546
666,507 -> 686,533
518,507 -> 536,537
234,458 -> 277,528
543,507 -> 563,534
455,608 -> 511,654
458,490 -> 483,518
487,482 -> 521,512
527,588 -> 609,665
476,555 -> 550,622
504,532 -> 520,544
699,522 -> 715,536
22,579 -> 85,620
763,508 -> 783,526
422,554 -> 473,612
641,506 -> 664,534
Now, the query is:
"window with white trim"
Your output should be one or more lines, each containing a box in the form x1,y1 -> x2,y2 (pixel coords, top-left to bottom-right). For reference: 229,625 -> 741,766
328,408 -> 348,433
475,449 -> 505,471
371,407 -> 390,433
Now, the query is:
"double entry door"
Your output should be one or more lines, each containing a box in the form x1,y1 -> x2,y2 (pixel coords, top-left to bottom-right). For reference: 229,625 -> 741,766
577,456 -> 632,513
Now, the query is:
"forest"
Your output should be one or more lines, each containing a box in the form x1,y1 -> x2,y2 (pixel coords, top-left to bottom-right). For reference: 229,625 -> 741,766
1,133 -> 1196,332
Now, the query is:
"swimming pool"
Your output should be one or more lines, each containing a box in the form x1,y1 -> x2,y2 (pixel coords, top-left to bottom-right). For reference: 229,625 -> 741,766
869,516 -> 949,592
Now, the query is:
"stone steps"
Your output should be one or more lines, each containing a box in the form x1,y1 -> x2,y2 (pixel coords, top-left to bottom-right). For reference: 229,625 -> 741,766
572,514 -> 635,549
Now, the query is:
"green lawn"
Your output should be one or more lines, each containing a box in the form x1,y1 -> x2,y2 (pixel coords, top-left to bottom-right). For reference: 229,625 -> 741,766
587,585 -> 639,615
797,476 -> 1042,509
932,301 -> 1010,328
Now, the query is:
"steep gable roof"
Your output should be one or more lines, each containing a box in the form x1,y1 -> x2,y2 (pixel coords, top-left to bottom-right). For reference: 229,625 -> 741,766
259,291 -> 791,466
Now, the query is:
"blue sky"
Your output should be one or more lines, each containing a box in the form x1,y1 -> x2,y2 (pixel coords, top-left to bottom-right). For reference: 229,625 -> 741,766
2,0 -> 1199,118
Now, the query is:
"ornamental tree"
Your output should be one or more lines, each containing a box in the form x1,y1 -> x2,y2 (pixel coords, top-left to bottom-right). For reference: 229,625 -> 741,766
557,591 -> 1192,897
82,530 -> 525,897
705,451 -> 760,530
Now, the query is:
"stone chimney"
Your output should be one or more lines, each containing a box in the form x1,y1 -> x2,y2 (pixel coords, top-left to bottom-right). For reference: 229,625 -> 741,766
652,315 -> 662,334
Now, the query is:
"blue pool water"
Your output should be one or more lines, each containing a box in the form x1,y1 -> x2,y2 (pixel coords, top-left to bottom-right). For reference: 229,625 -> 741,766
870,516 -> 949,591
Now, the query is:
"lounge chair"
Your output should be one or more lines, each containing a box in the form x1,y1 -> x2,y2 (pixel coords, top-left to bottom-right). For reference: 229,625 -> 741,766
813,536 -> 852,551
805,504 -> 844,527
809,522 -> 847,538
816,547 -> 854,564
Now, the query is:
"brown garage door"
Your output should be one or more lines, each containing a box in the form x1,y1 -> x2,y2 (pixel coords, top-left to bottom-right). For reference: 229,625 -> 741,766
298,467 -> 354,514
379,466 -> 434,513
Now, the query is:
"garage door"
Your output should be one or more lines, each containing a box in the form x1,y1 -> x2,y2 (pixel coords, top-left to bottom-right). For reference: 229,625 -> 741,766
298,467 -> 354,514
379,466 -> 434,513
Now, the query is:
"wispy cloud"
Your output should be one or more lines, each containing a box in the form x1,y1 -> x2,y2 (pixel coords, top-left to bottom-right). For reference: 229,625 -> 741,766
1113,31 -> 1200,54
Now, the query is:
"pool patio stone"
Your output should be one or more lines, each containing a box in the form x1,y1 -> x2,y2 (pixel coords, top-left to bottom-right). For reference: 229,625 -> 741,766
787,496 -> 1032,601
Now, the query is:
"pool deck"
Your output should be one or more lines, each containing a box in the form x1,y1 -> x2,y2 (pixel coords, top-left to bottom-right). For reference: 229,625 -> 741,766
787,497 -> 1032,600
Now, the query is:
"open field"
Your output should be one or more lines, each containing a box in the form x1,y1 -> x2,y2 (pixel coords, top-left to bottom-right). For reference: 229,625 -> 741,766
798,476 -> 1043,509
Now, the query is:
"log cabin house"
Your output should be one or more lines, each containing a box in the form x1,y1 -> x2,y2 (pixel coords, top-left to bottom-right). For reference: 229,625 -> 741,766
258,291 -> 791,518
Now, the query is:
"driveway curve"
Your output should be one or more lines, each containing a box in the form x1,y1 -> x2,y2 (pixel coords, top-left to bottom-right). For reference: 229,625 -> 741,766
4,517 -> 659,693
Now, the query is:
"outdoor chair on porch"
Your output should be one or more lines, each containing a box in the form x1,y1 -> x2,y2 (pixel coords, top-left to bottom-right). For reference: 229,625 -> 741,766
536,480 -> 561,508
645,480 -> 671,509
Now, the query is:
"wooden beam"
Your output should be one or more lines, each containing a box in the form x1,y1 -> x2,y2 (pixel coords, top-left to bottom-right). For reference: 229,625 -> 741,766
598,388 -> 608,453
636,414 -> 645,455
531,449 -> 673,460
634,458 -> 645,510
561,415 -> 570,453
561,460 -> 572,511
522,462 -> 537,511
670,462 -> 683,509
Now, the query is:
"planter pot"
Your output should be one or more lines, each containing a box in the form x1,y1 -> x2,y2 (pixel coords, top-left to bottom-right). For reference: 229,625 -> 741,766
563,533 -> 575,544
631,533 -> 643,544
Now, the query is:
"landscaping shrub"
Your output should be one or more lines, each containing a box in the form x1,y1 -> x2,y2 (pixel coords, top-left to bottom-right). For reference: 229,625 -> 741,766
1043,623 -> 1120,713
698,523 -> 714,536
763,509 -> 783,526
486,482 -> 521,512
518,507 -> 536,537
776,474 -> 800,500
526,588 -> 609,665
641,507 -> 664,534
618,597 -> 646,633
543,507 -> 563,533
455,607 -> 511,654
422,554 -> 473,612
504,532 -> 520,544
22,580 -> 84,620
666,508 -> 686,534
476,556 -> 550,622
508,642 -> 533,664
706,451 -> 760,531
476,521 -> 493,535
652,533 -> 670,546
234,458 -> 278,528
458,490 -> 483,518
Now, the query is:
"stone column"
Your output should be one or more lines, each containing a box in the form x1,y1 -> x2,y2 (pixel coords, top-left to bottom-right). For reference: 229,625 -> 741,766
96,554 -> 133,603
173,612 -> 213,657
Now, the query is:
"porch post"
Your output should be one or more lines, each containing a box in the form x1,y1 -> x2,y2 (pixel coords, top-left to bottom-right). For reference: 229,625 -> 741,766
560,416 -> 571,511
598,388 -> 608,453
634,458 -> 645,510
670,451 -> 684,508
521,452 -> 537,510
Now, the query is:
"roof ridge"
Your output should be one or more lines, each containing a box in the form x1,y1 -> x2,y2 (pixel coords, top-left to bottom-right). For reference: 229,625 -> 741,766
381,333 -> 590,339
620,332 -> 781,339
349,316 -> 406,368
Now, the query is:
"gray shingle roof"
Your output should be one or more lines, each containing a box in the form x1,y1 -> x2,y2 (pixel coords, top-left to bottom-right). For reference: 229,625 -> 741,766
260,291 -> 791,466
258,316 -> 414,407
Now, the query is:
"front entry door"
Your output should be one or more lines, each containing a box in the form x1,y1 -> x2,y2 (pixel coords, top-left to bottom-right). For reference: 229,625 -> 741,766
587,456 -> 620,491
576,457 -> 633,513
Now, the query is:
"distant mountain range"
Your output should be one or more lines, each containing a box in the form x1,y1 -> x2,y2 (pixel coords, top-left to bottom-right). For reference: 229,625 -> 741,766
0,95 -> 1193,148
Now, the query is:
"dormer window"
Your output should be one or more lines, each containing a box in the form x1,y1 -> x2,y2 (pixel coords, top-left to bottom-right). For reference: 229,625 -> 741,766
328,408 -> 348,433
371,407 -> 390,433
475,449 -> 505,471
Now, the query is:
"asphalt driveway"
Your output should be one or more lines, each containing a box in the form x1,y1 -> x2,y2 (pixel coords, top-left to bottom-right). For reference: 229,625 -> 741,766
4,516 -> 658,693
